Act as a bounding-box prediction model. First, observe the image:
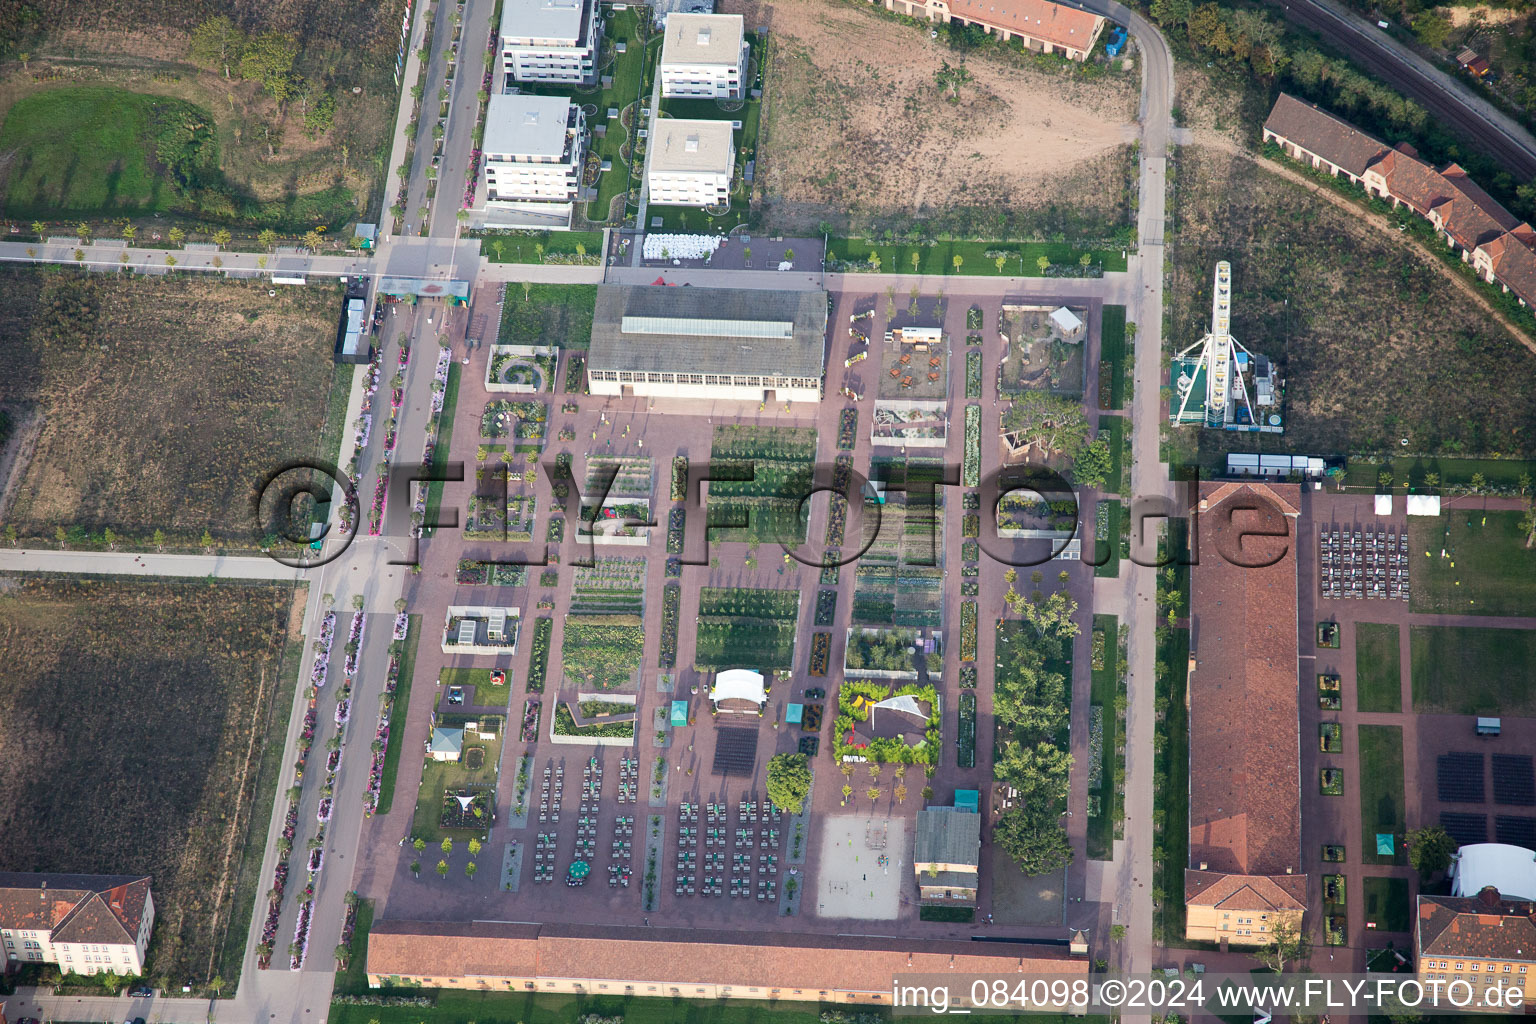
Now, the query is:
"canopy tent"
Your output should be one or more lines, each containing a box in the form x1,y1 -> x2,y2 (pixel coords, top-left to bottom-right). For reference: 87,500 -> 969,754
568,859 -> 590,880
954,789 -> 980,814
785,703 -> 804,725
710,669 -> 767,706
871,693 -> 927,722
670,700 -> 690,727
1376,833 -> 1396,856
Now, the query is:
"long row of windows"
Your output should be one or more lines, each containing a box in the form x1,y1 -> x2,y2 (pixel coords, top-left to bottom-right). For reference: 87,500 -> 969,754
589,369 -> 820,390
1424,961 -> 1529,974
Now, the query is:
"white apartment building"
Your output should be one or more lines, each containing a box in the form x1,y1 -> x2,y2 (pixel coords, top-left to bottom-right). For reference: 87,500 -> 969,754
483,94 -> 587,227
659,14 -> 748,99
500,0 -> 600,84
646,119 -> 735,208
0,873 -> 154,977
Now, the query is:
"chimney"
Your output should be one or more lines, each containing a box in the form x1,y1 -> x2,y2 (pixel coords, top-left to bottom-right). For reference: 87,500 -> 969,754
1478,886 -> 1502,909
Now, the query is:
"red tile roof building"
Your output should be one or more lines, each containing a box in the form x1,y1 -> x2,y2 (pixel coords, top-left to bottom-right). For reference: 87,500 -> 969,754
1416,887 -> 1536,1004
1263,94 -> 1536,309
870,0 -> 1105,61
1182,482 -> 1307,946
0,873 -> 154,976
366,921 -> 1087,1001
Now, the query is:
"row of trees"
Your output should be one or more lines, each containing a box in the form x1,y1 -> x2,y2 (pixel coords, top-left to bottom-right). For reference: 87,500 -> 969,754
990,592 -> 1081,876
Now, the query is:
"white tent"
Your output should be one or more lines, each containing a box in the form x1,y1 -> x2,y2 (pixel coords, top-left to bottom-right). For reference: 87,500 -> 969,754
1406,494 -> 1442,516
710,669 -> 767,705
1374,493 -> 1394,516
1452,843 -> 1536,901
872,693 -> 927,722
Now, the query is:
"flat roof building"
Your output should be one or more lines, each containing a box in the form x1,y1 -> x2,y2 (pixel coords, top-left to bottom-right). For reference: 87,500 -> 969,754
646,118 -> 735,208
482,94 -> 588,229
914,806 -> 981,907
660,13 -> 748,99
500,0 -> 600,84
1183,481 -> 1308,946
587,284 -> 827,402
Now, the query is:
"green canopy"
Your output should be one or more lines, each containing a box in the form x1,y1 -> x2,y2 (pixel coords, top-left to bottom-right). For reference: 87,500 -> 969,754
1375,833 -> 1395,856
569,859 -> 590,880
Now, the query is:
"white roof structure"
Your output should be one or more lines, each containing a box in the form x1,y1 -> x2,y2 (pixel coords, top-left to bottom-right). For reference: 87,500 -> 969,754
661,13 -> 745,67
710,669 -> 766,705
1374,493 -> 1394,516
1452,843 -> 1536,901
501,0 -> 588,43
1050,307 -> 1084,334
651,119 -> 734,174
872,694 -> 928,723
1407,494 -> 1442,516
484,94 -> 573,159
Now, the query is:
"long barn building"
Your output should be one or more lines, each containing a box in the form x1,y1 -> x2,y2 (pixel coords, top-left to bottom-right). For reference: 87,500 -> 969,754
586,284 -> 828,403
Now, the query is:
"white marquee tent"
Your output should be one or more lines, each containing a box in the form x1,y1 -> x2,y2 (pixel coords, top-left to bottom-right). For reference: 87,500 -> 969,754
710,668 -> 767,706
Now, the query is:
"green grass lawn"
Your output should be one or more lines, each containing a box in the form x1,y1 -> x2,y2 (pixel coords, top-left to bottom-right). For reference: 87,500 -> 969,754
373,616 -> 420,816
1410,625 -> 1536,715
1093,499 -> 1122,579
334,899 -> 375,998
410,730 -> 503,843
1154,625 -> 1191,945
480,230 -> 604,264
826,237 -> 1129,277
422,364 -> 460,537
1354,623 -> 1402,713
0,87 -> 207,217
1409,511 -> 1536,616
1100,306 -> 1128,410
441,666 -> 511,710
498,283 -> 598,348
331,991 -> 1098,1024
1087,614 -> 1120,861
1362,875 -> 1410,932
1098,415 -> 1126,494
583,8 -> 652,223
1343,457 -> 1536,492
1358,725 -> 1406,866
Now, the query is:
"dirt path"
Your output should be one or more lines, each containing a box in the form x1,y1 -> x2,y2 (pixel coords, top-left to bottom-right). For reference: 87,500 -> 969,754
0,405 -> 42,525
1189,128 -> 1536,355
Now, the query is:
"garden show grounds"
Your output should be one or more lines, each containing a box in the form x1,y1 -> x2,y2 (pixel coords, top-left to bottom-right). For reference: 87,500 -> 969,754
350,278 -> 1119,944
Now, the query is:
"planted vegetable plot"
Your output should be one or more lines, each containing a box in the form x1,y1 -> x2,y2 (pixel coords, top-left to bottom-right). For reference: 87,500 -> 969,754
692,586 -> 801,671
966,350 -> 982,400
561,621 -> 646,690
707,424 -> 817,543
658,583 -> 681,669
958,692 -> 977,768
585,455 -> 653,496
527,618 -> 553,693
569,558 -> 647,615
481,400 -> 549,449
851,564 -> 942,628
963,405 -> 981,487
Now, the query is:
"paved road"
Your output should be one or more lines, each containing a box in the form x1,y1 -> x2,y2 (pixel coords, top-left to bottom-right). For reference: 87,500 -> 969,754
1277,0 -> 1536,177
0,549 -> 306,580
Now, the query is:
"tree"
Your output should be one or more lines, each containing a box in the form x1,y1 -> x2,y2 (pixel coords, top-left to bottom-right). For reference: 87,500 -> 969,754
210,975 -> 225,996
17,52 -> 29,71
258,228 -> 278,251
103,527 -> 117,549
894,783 -> 908,803
303,230 -> 324,253
410,860 -> 421,878
1405,825 -> 1456,879
1251,916 -> 1310,973
910,251 -> 921,274
189,16 -> 245,78
436,859 -> 449,878
413,838 -> 427,854
468,838 -> 482,857
994,254 -> 1007,273
1079,251 -> 1093,269
76,221 -> 91,242
1411,8 -> 1451,48
165,254 -> 177,267
1110,924 -> 1127,940
1073,438 -> 1112,489
866,786 -> 881,801
441,837 -> 453,854
168,226 -> 185,247
240,32 -> 299,104
783,248 -> 796,264
1001,390 -> 1092,461
152,528 -> 165,550
841,783 -> 853,805
1470,472 -> 1487,494
765,753 -> 813,812
1036,255 -> 1050,273
122,224 -> 136,242
465,861 -> 478,878
1186,3 -> 1223,47
30,220 -> 43,238
199,528 -> 213,548
1424,472 -> 1440,489
993,807 -> 1071,876
1150,0 -> 1193,27
213,228 -> 232,248
952,254 -> 963,273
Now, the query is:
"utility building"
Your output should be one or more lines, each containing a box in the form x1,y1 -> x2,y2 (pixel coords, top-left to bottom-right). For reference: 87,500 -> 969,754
587,284 -> 827,403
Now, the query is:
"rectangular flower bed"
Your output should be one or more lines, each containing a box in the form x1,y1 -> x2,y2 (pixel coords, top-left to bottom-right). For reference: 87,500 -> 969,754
958,691 -> 976,769
809,632 -> 830,676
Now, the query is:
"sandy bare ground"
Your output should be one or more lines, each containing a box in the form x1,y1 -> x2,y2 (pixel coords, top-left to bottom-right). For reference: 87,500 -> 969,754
728,0 -> 1138,227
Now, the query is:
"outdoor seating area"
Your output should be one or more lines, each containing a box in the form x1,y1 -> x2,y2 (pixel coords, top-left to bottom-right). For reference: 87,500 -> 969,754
673,800 -> 783,901
530,757 -> 635,887
1318,523 -> 1410,601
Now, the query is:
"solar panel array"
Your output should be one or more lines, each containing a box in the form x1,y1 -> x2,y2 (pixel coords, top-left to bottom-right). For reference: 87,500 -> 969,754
1492,755 -> 1536,806
712,728 -> 759,777
1495,816 -> 1536,848
1440,812 -> 1488,845
1437,752 -> 1486,804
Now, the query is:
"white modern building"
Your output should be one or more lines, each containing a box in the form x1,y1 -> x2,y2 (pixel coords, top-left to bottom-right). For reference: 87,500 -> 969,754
587,284 -> 828,403
483,94 -> 587,228
646,119 -> 735,208
659,14 -> 748,99
500,0 -> 600,84
0,873 -> 154,976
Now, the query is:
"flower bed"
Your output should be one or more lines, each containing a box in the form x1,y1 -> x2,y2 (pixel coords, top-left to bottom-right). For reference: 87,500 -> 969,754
658,583 -> 680,669
666,507 -> 685,555
1320,722 -> 1342,752
1087,706 -> 1104,788
363,622 -> 412,815
962,538 -> 979,563
521,699 -> 542,742
457,558 -> 491,586
809,631 -> 830,676
310,611 -> 336,688
1092,627 -> 1107,671
833,679 -> 940,764
962,405 -> 981,487
1320,767 -> 1344,795
343,611 -> 366,677
837,409 -> 858,451
965,350 -> 982,400
441,788 -> 493,829
960,601 -> 977,662
958,691 -> 976,769
671,456 -> 688,501
960,664 -> 977,689
553,702 -> 635,738
526,618 -> 553,692
334,698 -> 350,727
393,611 -> 409,641
317,797 -> 332,823
814,589 -> 837,627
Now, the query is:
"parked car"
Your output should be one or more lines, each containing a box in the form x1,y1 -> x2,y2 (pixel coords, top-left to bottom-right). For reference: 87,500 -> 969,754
127,986 -> 154,997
